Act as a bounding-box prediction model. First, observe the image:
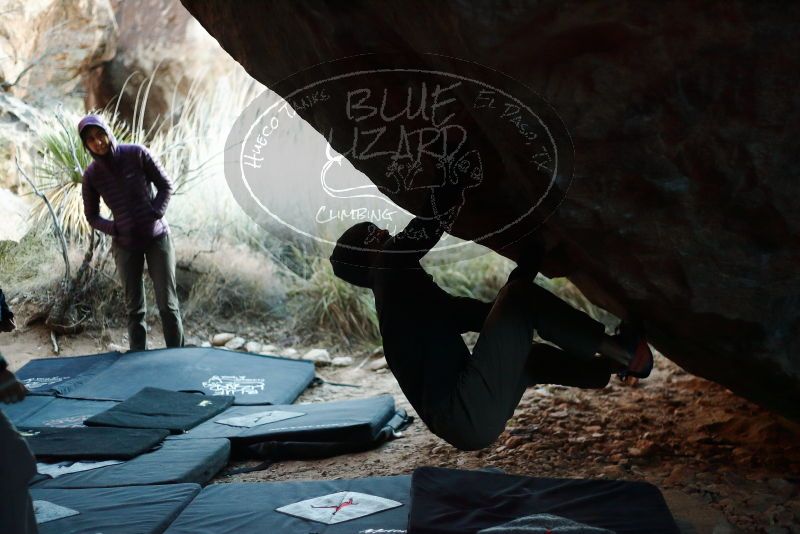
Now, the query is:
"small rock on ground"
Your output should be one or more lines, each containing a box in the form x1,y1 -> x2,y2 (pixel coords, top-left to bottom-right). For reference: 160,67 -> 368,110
211,333 -> 235,346
224,336 -> 246,350
244,341 -> 262,353
302,348 -> 331,364
332,356 -> 353,367
184,336 -> 201,347
369,357 -> 388,371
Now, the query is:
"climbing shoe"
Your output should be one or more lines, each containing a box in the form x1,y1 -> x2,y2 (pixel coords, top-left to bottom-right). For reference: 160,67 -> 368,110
614,322 -> 654,380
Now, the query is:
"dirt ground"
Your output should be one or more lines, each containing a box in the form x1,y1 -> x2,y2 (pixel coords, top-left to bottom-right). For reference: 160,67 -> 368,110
2,322 -> 799,533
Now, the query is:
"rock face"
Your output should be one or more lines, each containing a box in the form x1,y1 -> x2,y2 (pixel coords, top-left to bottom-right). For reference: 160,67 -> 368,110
0,0 -> 115,193
0,187 -> 31,242
0,92 -> 45,191
85,0 -> 235,126
0,0 -> 116,107
181,1 -> 800,419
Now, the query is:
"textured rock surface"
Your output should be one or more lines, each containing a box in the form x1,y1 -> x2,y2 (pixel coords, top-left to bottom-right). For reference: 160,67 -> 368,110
85,0 -> 235,126
181,1 -> 800,418
0,188 -> 31,242
0,93 -> 44,190
0,0 -> 115,191
0,0 -> 116,106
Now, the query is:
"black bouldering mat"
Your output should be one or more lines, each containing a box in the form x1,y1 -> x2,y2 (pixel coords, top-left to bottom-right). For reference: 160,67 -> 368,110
17,398 -> 119,428
164,476 -> 410,534
407,467 -> 680,534
32,483 -> 200,534
16,352 -> 121,395
64,347 -> 315,405
33,438 -> 230,489
21,426 -> 169,461
85,387 -> 234,433
169,395 -> 411,459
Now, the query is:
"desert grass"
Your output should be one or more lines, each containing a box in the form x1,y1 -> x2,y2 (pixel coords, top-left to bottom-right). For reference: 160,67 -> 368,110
177,237 -> 286,324
288,256 -> 380,347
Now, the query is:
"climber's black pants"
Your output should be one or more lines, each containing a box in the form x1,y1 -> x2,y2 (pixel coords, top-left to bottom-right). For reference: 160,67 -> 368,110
425,279 -> 608,451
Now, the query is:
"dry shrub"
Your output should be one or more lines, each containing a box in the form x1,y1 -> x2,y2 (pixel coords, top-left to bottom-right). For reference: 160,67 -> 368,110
288,257 -> 380,348
177,238 -> 286,324
1,233 -> 289,331
0,226 -> 122,328
0,229 -> 62,295
426,252 -> 514,302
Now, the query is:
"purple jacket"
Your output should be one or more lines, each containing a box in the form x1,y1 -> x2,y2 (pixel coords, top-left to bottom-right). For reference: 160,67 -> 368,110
79,114 -> 173,251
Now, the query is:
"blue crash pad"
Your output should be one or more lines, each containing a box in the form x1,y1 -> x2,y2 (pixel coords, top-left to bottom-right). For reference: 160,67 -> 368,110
165,476 -> 411,534
16,352 -> 121,395
169,395 -> 403,444
32,483 -> 200,534
33,438 -> 230,489
63,347 -> 315,405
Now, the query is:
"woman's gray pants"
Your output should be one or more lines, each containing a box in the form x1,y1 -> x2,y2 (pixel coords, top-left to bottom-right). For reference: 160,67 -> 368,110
113,233 -> 184,351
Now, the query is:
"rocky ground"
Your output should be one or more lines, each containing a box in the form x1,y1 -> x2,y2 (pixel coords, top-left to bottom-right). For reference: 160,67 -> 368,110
3,322 -> 799,533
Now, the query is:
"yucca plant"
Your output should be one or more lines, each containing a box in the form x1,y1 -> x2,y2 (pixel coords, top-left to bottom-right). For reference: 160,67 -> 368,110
29,107 -> 130,242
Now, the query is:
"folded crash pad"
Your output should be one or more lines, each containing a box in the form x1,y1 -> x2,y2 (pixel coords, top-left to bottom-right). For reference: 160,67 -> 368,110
21,426 -> 169,461
165,476 -> 410,534
169,395 -> 411,459
32,483 -> 200,534
407,467 -> 680,534
85,388 -> 234,433
64,347 -> 315,405
33,438 -> 230,489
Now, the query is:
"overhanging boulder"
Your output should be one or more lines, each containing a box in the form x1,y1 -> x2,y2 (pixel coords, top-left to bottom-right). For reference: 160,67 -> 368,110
180,1 -> 800,419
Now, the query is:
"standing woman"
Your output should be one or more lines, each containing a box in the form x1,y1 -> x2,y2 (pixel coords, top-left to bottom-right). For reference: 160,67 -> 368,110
79,114 -> 184,351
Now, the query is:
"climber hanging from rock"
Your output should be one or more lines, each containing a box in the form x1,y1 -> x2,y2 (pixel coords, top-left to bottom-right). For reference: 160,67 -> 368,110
329,200 -> 653,451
